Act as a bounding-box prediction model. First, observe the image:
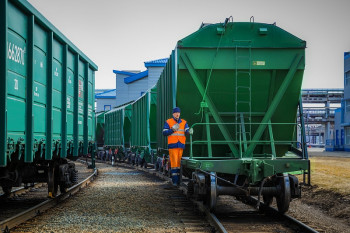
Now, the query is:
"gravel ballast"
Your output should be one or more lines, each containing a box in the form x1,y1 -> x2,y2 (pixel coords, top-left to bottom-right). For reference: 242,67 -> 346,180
0,161 -> 93,224
13,162 -> 210,233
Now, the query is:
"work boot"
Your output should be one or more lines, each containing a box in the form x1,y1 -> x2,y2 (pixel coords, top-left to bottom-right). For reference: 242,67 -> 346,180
171,168 -> 181,186
171,168 -> 179,186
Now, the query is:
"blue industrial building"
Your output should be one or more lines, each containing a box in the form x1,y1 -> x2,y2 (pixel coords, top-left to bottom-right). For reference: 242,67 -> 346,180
95,58 -> 168,112
95,89 -> 117,113
113,58 -> 168,107
326,52 -> 350,151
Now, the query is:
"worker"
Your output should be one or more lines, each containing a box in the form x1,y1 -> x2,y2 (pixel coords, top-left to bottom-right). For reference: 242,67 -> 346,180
163,107 -> 193,186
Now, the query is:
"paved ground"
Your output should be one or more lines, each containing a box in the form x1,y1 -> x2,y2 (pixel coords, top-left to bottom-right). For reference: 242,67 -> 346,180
308,147 -> 350,157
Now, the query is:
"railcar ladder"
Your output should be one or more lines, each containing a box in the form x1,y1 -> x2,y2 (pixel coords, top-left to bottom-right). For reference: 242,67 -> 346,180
234,41 -> 252,156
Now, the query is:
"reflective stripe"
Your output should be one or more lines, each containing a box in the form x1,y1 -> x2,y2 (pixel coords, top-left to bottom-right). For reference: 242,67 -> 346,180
172,173 -> 180,176
173,167 -> 180,169
163,129 -> 169,131
167,118 -> 187,145
171,133 -> 185,136
185,128 -> 189,130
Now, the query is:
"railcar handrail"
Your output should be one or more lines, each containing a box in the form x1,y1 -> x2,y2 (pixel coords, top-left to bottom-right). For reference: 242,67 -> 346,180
189,122 -> 304,159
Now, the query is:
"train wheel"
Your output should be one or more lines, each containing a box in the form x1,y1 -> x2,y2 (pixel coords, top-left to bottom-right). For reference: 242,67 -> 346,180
2,186 -> 12,196
60,184 -> 67,194
263,195 -> 273,206
208,172 -> 217,211
48,165 -> 58,198
187,180 -> 194,198
276,173 -> 291,213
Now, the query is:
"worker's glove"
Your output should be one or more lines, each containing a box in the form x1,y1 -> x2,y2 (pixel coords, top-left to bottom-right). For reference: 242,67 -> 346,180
189,128 -> 194,135
171,123 -> 180,131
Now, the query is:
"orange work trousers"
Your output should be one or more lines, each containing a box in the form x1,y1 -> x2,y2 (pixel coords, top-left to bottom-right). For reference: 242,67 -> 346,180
169,148 -> 183,169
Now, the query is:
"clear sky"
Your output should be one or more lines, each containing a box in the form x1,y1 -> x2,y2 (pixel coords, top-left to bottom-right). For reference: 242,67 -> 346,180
27,0 -> 350,90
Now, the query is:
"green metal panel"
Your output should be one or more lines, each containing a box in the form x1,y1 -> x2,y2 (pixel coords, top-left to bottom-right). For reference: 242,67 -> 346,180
78,60 -> 84,141
156,54 -> 173,150
131,92 -> 150,148
84,63 -> 88,155
52,39 -> 63,141
124,105 -> 132,147
105,104 -> 132,147
7,1 -> 27,144
178,22 -> 305,49
33,24 -> 47,143
45,31 -> 53,160
14,0 -> 97,69
73,54 -> 79,156
0,0 -> 7,167
25,15 -> 34,163
149,87 -> 157,149
105,108 -> 115,146
88,68 -> 94,140
96,112 -> 105,147
92,71 -> 96,140
174,22 -> 306,159
61,45 -> 68,158
181,157 -> 309,184
66,51 -> 74,141
104,113 -> 108,145
1,0 -> 97,165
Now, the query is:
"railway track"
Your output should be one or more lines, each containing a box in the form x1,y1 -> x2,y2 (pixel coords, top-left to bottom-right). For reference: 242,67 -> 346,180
205,196 -> 320,233
0,162 -> 97,233
111,160 -> 319,233
0,183 -> 45,199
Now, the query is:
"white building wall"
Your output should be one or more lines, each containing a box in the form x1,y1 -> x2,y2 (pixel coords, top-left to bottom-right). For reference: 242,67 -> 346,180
115,65 -> 166,107
116,74 -> 130,106
96,98 -> 116,113
128,78 -> 148,102
148,67 -> 165,88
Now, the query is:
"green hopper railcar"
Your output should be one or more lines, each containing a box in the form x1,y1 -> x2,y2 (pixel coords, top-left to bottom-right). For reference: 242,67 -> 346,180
156,19 -> 310,213
96,112 -> 106,149
103,87 -> 158,166
0,0 -> 97,197
130,86 -> 157,166
104,103 -> 132,161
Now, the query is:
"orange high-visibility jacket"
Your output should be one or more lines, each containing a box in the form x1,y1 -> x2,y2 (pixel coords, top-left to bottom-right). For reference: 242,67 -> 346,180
163,118 -> 189,149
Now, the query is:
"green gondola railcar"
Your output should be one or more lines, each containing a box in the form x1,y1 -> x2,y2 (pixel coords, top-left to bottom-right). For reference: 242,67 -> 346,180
156,20 -> 309,212
0,0 -> 97,197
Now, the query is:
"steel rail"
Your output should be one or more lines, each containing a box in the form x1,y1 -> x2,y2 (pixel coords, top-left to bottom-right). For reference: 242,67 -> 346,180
117,162 -> 230,233
0,183 -> 45,199
0,169 -> 97,233
207,212 -> 227,233
247,196 -> 319,233
192,199 -> 227,233
111,160 -> 319,233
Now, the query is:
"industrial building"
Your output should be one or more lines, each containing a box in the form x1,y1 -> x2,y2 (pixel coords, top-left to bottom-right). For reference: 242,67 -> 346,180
94,58 -> 168,112
95,89 -> 117,113
325,52 -> 350,151
300,89 -> 343,148
113,58 -> 168,107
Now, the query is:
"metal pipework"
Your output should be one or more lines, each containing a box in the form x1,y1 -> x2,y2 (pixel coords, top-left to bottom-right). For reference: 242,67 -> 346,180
217,185 -> 279,196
